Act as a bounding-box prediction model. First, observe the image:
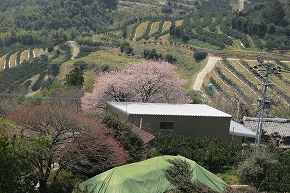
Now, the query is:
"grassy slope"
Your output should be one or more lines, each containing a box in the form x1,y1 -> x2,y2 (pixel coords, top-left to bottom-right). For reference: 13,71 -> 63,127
149,22 -> 160,35
92,11 -> 290,102
1,1 -> 289,111
58,49 -> 137,80
162,21 -> 171,32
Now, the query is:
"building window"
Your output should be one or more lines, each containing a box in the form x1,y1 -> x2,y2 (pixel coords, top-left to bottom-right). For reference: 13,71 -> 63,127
160,122 -> 174,130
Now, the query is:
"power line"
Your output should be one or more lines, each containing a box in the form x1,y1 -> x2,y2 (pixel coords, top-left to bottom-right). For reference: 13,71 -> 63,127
0,92 -> 187,101
0,80 -> 284,102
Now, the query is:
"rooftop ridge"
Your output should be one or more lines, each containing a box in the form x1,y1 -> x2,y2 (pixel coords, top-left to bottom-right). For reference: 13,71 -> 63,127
243,117 -> 290,123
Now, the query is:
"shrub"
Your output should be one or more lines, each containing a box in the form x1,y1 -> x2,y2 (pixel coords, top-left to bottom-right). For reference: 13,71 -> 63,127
155,133 -> 242,172
102,113 -> 144,162
194,51 -> 207,61
47,47 -> 53,52
236,149 -> 276,190
166,158 -> 219,193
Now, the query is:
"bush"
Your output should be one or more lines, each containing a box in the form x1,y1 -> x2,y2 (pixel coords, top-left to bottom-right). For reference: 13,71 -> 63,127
102,113 -> 145,162
236,148 -> 276,190
166,158 -> 219,193
194,51 -> 207,61
48,172 -> 87,193
165,54 -> 177,64
120,42 -> 133,55
31,72 -> 45,91
47,47 -> 53,52
155,133 -> 242,172
73,61 -> 88,71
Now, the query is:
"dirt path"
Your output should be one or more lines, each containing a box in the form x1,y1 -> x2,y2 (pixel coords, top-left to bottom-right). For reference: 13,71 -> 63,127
192,56 -> 221,91
238,0 -> 245,11
67,41 -> 80,60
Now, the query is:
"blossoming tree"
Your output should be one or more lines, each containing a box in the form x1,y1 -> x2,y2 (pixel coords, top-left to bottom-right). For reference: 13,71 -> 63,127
82,60 -> 189,111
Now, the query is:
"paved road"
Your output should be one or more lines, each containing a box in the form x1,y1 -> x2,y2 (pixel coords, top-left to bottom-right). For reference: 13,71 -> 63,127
67,41 -> 80,60
192,56 -> 290,91
192,56 -> 221,91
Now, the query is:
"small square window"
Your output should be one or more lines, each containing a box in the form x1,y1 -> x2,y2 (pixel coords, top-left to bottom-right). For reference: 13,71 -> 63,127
160,122 -> 174,130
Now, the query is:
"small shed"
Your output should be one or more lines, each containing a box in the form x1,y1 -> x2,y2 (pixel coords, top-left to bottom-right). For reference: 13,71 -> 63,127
229,120 -> 256,143
107,102 -> 234,142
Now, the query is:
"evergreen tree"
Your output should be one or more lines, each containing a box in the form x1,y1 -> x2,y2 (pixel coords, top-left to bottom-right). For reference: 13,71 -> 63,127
65,67 -> 84,87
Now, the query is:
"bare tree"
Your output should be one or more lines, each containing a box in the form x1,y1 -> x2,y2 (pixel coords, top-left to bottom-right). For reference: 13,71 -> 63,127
0,97 -> 22,118
6,104 -> 127,193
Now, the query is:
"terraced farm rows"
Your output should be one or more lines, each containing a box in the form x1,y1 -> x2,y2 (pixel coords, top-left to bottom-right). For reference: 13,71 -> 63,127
9,52 -> 18,68
20,50 -> 30,63
0,48 -> 45,71
0,54 -> 8,70
149,21 -> 160,35
133,21 -> 148,41
132,20 -> 178,43
162,21 -> 171,33
202,58 -> 290,109
240,60 -> 290,105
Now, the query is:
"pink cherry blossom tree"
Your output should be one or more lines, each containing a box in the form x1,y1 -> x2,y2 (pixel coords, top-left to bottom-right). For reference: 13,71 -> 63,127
82,60 -> 189,111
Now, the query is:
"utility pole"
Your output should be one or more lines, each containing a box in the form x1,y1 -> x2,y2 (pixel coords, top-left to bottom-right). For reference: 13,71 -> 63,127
254,57 -> 272,153
236,97 -> 240,123
234,93 -> 241,122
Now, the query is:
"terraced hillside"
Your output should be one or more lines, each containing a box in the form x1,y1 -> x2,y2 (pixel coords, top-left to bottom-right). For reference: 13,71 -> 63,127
130,20 -> 175,43
198,57 -> 290,119
0,48 -> 45,70
20,50 -> 30,64
0,54 -> 8,70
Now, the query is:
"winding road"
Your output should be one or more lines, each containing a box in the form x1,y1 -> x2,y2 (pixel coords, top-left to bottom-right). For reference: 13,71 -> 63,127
192,56 -> 221,91
67,41 -> 80,60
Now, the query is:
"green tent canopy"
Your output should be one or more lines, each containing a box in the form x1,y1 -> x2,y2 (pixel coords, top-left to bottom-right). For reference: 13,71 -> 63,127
74,155 -> 228,193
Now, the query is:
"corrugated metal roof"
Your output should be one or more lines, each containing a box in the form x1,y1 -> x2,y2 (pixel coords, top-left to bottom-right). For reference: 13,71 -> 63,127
229,121 -> 256,138
107,102 -> 232,117
243,117 -> 290,137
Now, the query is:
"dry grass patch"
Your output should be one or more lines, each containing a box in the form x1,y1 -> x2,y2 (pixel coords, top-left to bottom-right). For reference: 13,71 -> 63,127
21,50 -> 30,63
216,62 -> 259,99
175,20 -> 183,27
229,60 -> 261,84
9,52 -> 18,68
281,71 -> 290,80
149,21 -> 160,35
269,76 -> 290,96
159,34 -> 170,43
0,54 -> 8,70
162,21 -> 171,32
133,21 -> 149,41
147,37 -> 157,43
34,48 -> 45,58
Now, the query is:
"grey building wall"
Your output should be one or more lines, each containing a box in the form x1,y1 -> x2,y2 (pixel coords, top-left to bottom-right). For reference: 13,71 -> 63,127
106,103 -> 232,143
128,114 -> 231,143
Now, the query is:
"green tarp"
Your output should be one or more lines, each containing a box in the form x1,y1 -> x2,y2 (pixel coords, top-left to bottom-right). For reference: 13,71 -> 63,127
74,155 -> 228,193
